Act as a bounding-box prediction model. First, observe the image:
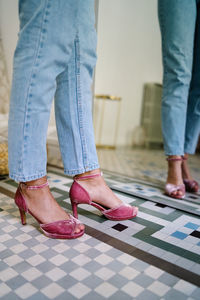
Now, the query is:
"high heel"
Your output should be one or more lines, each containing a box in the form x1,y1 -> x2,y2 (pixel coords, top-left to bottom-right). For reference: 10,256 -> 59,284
183,179 -> 199,193
69,173 -> 138,220
182,155 -> 199,193
19,209 -> 26,225
165,157 -> 185,199
14,181 -> 84,239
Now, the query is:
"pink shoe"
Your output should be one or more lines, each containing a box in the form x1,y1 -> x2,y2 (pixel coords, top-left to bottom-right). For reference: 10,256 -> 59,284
165,156 -> 185,199
182,155 -> 199,193
165,183 -> 185,199
14,182 -> 84,239
69,173 -> 138,220
183,179 -> 199,193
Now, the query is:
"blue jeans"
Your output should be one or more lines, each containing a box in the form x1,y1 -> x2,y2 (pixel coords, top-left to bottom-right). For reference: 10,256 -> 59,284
158,0 -> 200,155
8,0 -> 99,182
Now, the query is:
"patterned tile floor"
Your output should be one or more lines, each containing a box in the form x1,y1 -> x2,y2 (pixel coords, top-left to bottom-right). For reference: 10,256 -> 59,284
0,163 -> 200,299
105,171 -> 200,216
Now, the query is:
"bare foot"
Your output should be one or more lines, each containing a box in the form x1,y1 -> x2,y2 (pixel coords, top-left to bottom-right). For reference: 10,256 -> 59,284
21,176 -> 84,233
167,155 -> 184,198
181,153 -> 193,180
76,169 -> 123,209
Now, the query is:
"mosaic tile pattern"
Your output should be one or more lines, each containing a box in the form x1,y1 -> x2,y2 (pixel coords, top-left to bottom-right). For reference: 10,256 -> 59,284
0,168 -> 200,299
50,169 -> 200,272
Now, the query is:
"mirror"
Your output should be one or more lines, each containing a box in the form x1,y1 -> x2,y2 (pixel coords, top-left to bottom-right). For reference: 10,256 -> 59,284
94,0 -> 162,147
2,0 -> 199,186
0,0 -> 165,182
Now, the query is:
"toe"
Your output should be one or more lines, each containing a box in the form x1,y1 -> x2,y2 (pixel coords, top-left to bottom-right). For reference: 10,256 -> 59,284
171,190 -> 183,198
75,227 -> 81,234
79,224 -> 85,231
75,223 -> 84,234
133,207 -> 138,216
171,191 -> 178,197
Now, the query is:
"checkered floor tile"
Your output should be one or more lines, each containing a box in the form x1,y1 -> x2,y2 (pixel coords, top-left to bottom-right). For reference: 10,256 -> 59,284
0,167 -> 200,299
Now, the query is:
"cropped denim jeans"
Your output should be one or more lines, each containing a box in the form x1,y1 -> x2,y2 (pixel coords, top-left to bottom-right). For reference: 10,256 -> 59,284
158,0 -> 200,155
8,0 -> 99,182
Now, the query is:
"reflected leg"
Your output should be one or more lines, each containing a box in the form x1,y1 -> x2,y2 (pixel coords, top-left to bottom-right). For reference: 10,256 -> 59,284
182,2 -> 200,190
158,0 -> 196,155
158,0 -> 197,198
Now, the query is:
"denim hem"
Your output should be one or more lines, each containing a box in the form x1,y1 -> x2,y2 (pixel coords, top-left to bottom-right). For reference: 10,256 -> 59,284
164,148 -> 184,156
184,148 -> 196,155
164,152 -> 185,156
64,163 -> 100,176
9,172 -> 46,183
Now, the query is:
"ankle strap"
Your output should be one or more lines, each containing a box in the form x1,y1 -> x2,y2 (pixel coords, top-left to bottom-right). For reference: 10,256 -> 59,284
166,157 -> 182,162
182,155 -> 187,161
74,172 -> 103,181
20,181 -> 49,190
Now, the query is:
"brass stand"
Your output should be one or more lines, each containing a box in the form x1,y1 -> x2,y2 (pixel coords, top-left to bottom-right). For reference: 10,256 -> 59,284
94,94 -> 122,149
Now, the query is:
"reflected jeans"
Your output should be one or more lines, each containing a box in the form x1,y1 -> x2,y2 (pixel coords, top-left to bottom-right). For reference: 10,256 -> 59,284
158,0 -> 200,155
8,0 -> 99,182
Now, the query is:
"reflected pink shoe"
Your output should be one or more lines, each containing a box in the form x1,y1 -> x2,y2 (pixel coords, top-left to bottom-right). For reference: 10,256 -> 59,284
165,156 -> 185,199
165,183 -> 185,199
14,182 -> 84,239
183,179 -> 199,193
182,155 -> 199,193
69,173 -> 138,220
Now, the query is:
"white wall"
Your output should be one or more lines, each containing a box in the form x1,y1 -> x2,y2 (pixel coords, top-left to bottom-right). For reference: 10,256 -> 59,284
94,0 -> 163,146
0,0 -> 57,126
0,0 -> 19,82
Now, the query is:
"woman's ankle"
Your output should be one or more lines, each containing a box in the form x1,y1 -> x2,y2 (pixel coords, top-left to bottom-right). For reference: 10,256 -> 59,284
23,176 -> 47,186
20,176 -> 49,198
181,154 -> 193,180
167,157 -> 183,185
167,155 -> 182,161
76,169 -> 101,178
183,153 -> 189,160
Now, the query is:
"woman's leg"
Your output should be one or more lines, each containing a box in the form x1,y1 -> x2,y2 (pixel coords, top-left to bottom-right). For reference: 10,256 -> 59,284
54,42 -> 99,176
158,0 -> 196,156
158,0 -> 197,197
54,0 -> 123,208
183,2 -> 200,182
8,0 -> 84,230
9,0 -> 80,181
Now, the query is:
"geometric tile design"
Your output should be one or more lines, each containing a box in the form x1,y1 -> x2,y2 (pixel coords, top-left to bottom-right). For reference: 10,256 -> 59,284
0,167 -> 200,299
191,231 -> 200,239
106,173 -> 200,216
112,224 -> 128,232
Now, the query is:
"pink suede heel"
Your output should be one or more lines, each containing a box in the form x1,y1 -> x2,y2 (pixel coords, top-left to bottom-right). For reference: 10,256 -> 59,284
69,173 -> 138,220
165,157 -> 185,199
14,182 -> 84,239
165,183 -> 185,199
183,179 -> 199,193
182,155 -> 199,193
